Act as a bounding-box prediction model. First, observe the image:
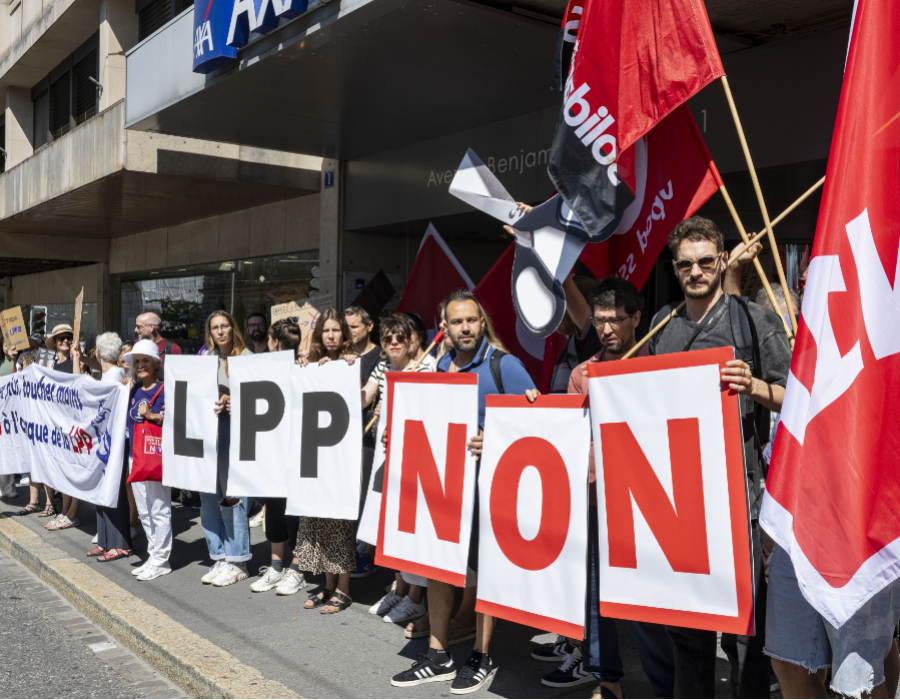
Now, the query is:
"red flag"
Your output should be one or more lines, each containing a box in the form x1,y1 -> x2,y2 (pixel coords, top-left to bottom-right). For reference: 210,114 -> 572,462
474,245 -> 555,389
549,0 -> 723,237
579,105 -> 722,291
760,0 -> 900,627
396,224 -> 474,336
550,0 -> 584,92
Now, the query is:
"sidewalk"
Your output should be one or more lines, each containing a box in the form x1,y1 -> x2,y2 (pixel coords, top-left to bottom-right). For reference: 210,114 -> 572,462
0,487 -> 727,698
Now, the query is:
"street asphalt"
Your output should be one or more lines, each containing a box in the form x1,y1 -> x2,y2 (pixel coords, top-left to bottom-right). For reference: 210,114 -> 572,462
0,545 -> 188,699
0,486 -> 735,699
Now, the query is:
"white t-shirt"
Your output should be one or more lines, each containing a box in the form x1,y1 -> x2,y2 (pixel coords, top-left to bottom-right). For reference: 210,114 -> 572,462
101,367 -> 126,384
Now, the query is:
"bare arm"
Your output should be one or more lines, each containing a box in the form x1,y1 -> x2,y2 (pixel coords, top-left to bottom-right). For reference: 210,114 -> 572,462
562,275 -> 590,332
361,378 -> 379,408
724,241 -> 762,296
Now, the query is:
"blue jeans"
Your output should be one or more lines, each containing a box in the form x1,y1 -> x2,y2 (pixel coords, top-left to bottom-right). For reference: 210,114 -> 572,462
199,414 -> 250,563
585,506 -> 676,697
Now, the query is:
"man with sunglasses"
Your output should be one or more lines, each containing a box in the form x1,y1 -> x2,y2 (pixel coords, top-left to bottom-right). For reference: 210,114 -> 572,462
647,216 -> 791,698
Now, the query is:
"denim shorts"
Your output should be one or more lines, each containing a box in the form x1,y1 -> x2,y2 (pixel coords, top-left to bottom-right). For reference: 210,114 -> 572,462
765,544 -> 900,697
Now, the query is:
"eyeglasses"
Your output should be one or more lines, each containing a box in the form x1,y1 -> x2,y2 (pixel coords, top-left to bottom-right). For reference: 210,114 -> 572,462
134,323 -> 152,329
673,254 -> 722,273
381,333 -> 407,344
247,322 -> 266,330
592,315 -> 633,330
210,324 -> 232,333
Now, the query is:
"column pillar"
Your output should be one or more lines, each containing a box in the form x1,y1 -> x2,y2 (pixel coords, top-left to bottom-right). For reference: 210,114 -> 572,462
318,158 -> 342,305
5,86 -> 33,168
99,0 -> 138,111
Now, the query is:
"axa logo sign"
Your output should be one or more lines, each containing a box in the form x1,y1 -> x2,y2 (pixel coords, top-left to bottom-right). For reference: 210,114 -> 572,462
192,0 -> 310,74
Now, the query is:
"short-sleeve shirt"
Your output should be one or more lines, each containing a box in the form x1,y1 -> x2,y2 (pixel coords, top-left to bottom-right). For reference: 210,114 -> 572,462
549,319 -> 603,394
370,354 -> 436,399
155,338 -> 182,367
648,294 -> 791,518
202,347 -> 253,394
437,338 -> 536,429
128,383 -> 165,447
53,358 -> 73,374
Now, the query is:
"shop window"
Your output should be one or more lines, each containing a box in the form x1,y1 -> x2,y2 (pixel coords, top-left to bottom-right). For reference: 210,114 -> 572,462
21,302 -> 98,349
50,73 -> 71,141
139,0 -> 173,41
32,90 -> 49,150
73,50 -> 98,125
113,252 -> 320,354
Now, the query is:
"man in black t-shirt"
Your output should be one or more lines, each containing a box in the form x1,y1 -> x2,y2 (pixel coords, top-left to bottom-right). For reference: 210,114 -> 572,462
648,216 -> 790,699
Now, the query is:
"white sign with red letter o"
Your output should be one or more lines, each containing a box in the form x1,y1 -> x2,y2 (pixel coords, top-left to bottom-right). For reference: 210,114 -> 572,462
476,395 -> 591,639
588,347 -> 754,635
376,373 -> 480,587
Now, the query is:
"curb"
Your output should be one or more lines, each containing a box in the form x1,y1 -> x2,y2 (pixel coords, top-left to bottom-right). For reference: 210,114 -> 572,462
0,515 -> 301,699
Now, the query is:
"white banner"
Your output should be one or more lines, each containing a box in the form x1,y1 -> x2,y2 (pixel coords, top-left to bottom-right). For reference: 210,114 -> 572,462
358,391 -> 388,546
0,365 -> 128,507
286,361 -> 363,519
476,395 -> 591,639
588,347 -> 754,635
161,355 -> 219,493
228,351 -> 295,497
377,373 -> 479,587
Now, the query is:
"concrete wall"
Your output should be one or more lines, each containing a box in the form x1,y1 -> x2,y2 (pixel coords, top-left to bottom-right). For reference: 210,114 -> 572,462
108,195 -> 321,274
7,261 -> 108,328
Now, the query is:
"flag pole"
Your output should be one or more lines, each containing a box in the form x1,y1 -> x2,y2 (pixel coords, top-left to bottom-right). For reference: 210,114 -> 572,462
621,176 -> 825,360
364,331 -> 445,434
720,75 -> 799,336
718,184 -> 795,345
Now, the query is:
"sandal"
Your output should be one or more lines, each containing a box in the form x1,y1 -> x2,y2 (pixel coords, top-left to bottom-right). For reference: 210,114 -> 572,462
304,588 -> 333,610
14,502 -> 41,516
38,504 -> 56,518
592,685 -> 625,699
87,547 -> 106,557
320,592 -> 352,614
405,614 -> 430,639
97,549 -> 131,562
448,618 -> 476,645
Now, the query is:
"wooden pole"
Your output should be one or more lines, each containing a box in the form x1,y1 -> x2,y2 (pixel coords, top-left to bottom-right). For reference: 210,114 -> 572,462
364,332 -> 444,433
720,75 -> 799,336
718,185 -> 794,345
621,176 -> 825,360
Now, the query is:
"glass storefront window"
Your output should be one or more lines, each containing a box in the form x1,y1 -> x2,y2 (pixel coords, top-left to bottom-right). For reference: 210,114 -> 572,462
112,251 -> 319,354
21,302 -> 97,348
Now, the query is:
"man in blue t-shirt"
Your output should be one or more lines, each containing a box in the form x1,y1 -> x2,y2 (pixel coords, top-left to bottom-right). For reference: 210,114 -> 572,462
391,290 -> 538,695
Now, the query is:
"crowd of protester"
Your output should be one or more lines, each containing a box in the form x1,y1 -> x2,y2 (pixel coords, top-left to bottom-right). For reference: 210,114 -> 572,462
1,214 -> 896,699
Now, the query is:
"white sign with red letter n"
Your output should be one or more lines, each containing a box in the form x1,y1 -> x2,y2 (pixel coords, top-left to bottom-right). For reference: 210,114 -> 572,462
376,373 -> 479,587
476,395 -> 591,639
588,347 -> 754,635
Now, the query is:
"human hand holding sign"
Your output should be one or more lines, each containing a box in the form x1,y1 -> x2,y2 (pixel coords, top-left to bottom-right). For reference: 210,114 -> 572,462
721,359 -> 784,412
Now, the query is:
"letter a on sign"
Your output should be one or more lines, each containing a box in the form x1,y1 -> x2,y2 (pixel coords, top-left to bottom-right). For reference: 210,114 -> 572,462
476,395 -> 591,639
588,347 -> 753,635
377,373 -> 479,587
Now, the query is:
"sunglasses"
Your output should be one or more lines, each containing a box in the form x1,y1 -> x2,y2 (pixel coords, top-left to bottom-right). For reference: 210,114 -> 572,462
381,333 -> 407,344
57,335 -> 73,343
673,254 -> 722,273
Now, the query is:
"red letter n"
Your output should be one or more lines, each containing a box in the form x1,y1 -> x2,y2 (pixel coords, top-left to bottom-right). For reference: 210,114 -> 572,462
600,418 -> 710,575
398,420 -> 468,543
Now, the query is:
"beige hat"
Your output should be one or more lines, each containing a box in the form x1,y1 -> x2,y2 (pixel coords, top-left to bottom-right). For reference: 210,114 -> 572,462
45,324 -> 74,351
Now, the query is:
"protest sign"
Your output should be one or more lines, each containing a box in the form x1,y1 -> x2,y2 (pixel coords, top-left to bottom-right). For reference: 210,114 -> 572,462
476,395 -> 591,639
377,373 -> 479,587
588,347 -> 753,635
358,384 -> 389,545
36,347 -> 55,368
286,360 -> 363,519
73,287 -> 84,341
0,365 -> 128,507
161,355 -> 220,493
227,351 -> 295,497
267,288 -> 307,304
271,294 -> 333,354
2,307 -> 30,352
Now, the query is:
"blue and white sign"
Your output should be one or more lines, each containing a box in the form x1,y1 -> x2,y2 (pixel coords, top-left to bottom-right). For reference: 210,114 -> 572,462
192,0 -> 310,74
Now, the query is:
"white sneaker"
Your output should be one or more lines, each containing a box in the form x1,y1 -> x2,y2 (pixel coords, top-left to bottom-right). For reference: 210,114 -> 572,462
369,589 -> 404,616
131,561 -> 150,576
275,568 -> 307,596
384,596 -> 427,624
250,566 -> 285,592
212,563 -> 249,587
201,560 -> 228,584
248,511 -> 265,528
91,534 -> 99,545
19,476 -> 30,485
137,563 -> 172,581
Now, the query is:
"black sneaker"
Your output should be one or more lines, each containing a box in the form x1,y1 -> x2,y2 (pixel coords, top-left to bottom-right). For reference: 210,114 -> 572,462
391,653 -> 457,687
451,653 -> 498,695
541,648 -> 595,688
531,635 -> 576,662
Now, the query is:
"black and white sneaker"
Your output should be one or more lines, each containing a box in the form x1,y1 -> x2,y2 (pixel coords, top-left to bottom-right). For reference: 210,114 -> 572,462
541,648 -> 595,688
391,653 -> 457,687
531,635 -> 576,662
451,652 -> 498,695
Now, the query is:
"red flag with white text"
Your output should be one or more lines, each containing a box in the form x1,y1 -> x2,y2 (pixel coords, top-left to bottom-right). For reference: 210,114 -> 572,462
760,0 -> 900,627
579,105 -> 722,290
396,224 -> 474,337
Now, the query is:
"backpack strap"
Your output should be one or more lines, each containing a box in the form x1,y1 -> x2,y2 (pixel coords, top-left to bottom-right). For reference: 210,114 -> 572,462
728,295 -> 761,379
164,340 -> 173,355
489,349 -> 507,395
